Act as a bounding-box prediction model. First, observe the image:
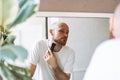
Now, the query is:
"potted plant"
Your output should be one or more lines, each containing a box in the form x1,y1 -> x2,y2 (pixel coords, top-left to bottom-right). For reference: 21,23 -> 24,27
0,0 -> 37,80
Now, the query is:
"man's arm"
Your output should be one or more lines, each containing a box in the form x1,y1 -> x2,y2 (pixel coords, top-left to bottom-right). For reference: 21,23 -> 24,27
53,66 -> 70,80
44,48 -> 71,80
30,64 -> 36,78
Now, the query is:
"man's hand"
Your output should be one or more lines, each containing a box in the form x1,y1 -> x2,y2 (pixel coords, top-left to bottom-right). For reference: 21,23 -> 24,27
43,48 -> 58,69
43,48 -> 70,80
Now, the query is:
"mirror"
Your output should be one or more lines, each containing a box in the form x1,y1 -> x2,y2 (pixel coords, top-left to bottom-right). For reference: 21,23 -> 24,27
13,12 -> 112,80
47,16 -> 110,80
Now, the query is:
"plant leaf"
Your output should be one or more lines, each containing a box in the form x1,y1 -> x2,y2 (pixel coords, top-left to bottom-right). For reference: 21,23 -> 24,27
0,0 -> 2,26
0,45 -> 28,62
7,0 -> 37,29
0,0 -> 18,27
8,63 -> 30,76
0,47 -> 17,61
0,64 -> 17,80
5,35 -> 16,44
18,0 -> 27,8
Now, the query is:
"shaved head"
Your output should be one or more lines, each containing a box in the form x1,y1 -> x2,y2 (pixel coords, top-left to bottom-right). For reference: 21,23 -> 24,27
49,22 -> 69,46
50,22 -> 69,30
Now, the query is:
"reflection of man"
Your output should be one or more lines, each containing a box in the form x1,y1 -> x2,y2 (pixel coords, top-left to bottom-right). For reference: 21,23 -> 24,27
83,4 -> 120,80
29,22 -> 75,80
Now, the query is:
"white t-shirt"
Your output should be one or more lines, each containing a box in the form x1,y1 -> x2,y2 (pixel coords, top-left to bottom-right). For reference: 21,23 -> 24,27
29,40 -> 75,80
83,39 -> 120,80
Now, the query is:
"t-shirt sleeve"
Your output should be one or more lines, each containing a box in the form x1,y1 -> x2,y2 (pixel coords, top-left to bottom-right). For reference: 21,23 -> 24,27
64,50 -> 75,73
29,41 -> 41,65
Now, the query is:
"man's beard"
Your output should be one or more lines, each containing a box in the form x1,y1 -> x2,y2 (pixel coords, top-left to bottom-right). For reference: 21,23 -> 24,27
54,38 -> 67,46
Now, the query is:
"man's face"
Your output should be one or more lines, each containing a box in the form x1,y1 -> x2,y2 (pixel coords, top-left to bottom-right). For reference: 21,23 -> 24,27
52,23 -> 69,46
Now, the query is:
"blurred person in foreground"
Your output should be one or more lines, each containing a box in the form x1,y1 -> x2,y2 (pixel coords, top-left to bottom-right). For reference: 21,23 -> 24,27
83,4 -> 120,80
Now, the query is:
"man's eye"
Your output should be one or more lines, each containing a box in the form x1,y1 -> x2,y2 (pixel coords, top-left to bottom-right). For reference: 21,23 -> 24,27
59,30 -> 64,33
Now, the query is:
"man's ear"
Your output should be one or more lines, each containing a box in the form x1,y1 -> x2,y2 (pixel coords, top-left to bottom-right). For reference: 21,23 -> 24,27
49,29 -> 54,36
109,16 -> 114,39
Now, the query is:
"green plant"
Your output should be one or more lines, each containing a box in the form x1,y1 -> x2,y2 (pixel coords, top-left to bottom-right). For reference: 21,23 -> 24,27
0,0 -> 37,80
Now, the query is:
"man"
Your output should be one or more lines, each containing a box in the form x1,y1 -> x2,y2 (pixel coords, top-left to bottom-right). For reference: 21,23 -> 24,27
83,4 -> 120,80
29,22 -> 75,80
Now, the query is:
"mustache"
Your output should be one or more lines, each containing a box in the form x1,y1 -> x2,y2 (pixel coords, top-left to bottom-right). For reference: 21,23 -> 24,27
61,37 -> 68,40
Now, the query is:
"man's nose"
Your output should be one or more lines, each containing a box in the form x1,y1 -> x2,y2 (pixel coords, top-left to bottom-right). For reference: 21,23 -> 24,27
64,33 -> 68,37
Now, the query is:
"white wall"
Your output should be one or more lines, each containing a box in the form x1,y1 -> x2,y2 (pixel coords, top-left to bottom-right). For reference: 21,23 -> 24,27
12,15 -> 46,54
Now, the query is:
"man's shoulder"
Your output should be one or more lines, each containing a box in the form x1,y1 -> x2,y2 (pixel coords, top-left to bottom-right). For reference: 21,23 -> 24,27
63,46 -> 75,55
34,39 -> 47,45
64,45 -> 74,51
97,39 -> 120,49
94,38 -> 120,54
32,39 -> 48,49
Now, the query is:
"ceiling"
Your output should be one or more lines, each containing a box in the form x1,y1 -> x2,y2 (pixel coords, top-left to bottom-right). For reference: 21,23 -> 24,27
39,0 -> 120,13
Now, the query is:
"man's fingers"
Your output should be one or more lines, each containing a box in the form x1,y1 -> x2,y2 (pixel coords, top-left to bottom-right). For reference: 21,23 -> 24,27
43,48 -> 55,62
48,47 -> 54,56
48,48 -> 52,54
43,51 -> 49,60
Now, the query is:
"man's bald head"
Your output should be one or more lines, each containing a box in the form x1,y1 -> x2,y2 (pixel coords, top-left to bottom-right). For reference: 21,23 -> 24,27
50,22 -> 69,31
49,22 -> 69,46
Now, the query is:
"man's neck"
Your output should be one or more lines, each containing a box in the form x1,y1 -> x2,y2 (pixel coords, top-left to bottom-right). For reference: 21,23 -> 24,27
54,43 -> 62,52
49,40 -> 63,52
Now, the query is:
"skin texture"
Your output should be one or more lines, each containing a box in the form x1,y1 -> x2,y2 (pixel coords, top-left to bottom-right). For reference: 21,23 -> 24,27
109,16 -> 114,39
30,22 -> 71,80
111,4 -> 120,38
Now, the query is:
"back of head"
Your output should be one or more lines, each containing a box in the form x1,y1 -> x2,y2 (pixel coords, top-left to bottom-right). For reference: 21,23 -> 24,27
113,4 -> 120,38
